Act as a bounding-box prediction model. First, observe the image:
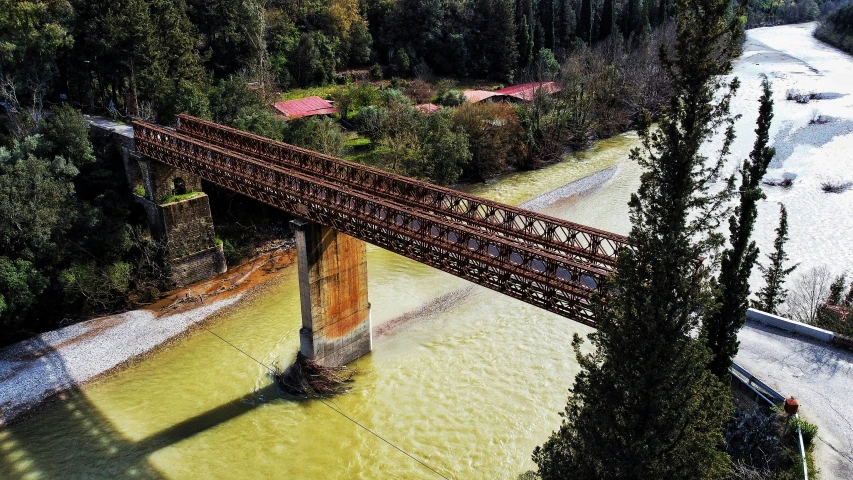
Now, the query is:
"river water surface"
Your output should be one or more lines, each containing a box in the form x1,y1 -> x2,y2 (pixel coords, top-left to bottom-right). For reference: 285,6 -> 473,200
2,23 -> 852,479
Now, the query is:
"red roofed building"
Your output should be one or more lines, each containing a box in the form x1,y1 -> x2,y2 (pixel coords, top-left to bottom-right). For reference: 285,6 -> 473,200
272,96 -> 339,119
493,82 -> 562,102
414,103 -> 441,114
463,90 -> 499,103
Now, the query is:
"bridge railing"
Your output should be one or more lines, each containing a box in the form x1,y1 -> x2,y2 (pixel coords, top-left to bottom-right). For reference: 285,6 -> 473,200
134,121 -> 607,325
175,114 -> 628,270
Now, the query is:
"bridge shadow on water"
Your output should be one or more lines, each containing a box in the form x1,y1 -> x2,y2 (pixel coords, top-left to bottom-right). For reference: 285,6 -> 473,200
0,336 -> 284,479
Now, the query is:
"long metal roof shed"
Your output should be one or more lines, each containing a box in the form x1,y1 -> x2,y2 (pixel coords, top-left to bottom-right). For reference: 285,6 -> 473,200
414,103 -> 441,114
272,96 -> 340,119
493,82 -> 562,101
463,90 -> 499,103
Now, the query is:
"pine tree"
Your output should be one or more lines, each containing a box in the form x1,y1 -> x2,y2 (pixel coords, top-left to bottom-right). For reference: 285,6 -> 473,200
533,0 -> 745,478
828,275 -> 846,305
187,0 -> 266,77
704,77 -> 776,379
754,205 -> 797,314
845,280 -> 853,307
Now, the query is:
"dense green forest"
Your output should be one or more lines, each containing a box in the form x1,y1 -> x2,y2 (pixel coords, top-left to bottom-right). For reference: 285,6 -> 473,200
1,0 -> 679,129
744,0 -> 851,27
815,4 -> 853,52
0,105 -> 154,343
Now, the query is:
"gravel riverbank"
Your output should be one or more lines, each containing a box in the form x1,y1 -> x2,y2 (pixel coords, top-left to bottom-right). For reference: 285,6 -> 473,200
0,248 -> 295,427
0,298 -> 242,427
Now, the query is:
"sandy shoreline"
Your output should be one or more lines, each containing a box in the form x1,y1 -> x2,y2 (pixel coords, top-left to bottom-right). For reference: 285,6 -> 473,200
0,248 -> 296,427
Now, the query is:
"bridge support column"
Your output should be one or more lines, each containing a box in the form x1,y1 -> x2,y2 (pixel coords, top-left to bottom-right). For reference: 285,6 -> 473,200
128,149 -> 227,287
292,219 -> 371,366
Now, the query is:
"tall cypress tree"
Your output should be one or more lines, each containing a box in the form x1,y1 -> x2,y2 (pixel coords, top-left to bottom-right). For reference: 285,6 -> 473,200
488,0 -> 519,81
578,0 -> 592,44
519,15 -> 535,68
555,0 -> 575,49
656,0 -> 670,26
469,0 -> 494,76
532,0 -> 746,478
704,77 -> 776,379
600,0 -> 615,40
540,0 -> 556,49
623,0 -> 636,36
642,0 -> 652,33
753,205 -> 797,314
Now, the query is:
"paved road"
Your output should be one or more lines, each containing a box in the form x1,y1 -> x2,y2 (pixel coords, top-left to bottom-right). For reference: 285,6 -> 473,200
737,322 -> 853,479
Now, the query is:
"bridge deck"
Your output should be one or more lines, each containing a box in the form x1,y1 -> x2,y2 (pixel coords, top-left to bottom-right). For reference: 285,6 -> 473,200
175,115 -> 628,269
134,120 -> 626,326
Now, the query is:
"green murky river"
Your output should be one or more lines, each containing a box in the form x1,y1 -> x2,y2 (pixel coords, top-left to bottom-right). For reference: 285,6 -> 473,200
0,134 -> 639,479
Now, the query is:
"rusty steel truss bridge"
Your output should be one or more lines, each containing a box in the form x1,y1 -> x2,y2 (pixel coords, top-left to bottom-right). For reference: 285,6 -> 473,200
132,115 -> 629,327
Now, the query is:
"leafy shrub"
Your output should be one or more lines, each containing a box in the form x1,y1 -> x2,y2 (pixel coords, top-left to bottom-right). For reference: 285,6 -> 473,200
0,257 -> 48,330
821,180 -> 852,193
286,117 -> 344,157
450,101 -> 525,180
787,416 -> 818,447
785,89 -> 818,104
436,90 -> 466,107
369,63 -> 383,80
762,177 -> 793,188
406,79 -> 434,104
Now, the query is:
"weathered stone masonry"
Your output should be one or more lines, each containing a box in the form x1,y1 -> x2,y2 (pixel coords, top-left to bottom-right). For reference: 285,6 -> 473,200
89,120 -> 226,287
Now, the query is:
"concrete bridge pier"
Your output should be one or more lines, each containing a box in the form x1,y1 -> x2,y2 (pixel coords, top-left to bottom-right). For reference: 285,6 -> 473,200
292,219 -> 372,366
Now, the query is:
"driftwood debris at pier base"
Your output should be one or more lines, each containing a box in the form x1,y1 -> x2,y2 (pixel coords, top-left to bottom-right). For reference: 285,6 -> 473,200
275,352 -> 356,398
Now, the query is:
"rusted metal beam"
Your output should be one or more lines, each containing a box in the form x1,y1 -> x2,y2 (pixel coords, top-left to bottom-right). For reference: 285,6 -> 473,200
175,114 -> 628,269
134,121 -> 604,325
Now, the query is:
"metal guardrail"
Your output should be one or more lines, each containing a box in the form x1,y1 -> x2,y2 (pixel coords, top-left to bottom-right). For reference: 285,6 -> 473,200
793,413 -> 810,480
730,362 -> 786,406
